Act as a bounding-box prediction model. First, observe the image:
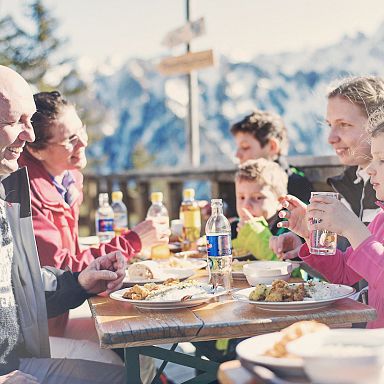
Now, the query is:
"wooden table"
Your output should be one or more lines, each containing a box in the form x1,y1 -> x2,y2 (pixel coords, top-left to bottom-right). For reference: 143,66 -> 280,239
89,276 -> 376,384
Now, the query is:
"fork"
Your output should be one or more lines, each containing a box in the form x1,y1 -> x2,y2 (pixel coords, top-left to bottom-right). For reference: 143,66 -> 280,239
180,288 -> 238,302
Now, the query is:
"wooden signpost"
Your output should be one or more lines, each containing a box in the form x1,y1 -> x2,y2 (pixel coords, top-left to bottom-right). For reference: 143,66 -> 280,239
157,49 -> 214,76
162,17 -> 206,48
159,7 -> 213,167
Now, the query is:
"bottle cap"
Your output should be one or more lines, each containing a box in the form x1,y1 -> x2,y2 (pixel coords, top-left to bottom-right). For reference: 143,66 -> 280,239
211,198 -> 222,206
112,191 -> 123,202
98,193 -> 109,205
151,192 -> 163,203
183,188 -> 195,200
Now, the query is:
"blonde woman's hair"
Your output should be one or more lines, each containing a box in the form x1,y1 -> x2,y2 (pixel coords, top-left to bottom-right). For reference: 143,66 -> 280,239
235,158 -> 288,198
327,76 -> 384,117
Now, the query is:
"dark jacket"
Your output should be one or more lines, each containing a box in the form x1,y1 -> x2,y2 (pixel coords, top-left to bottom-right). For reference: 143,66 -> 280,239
327,165 -> 379,226
278,157 -> 313,203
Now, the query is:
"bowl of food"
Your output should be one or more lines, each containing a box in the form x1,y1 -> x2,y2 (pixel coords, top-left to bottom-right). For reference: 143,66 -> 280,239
287,329 -> 384,384
243,261 -> 292,286
236,321 -> 329,378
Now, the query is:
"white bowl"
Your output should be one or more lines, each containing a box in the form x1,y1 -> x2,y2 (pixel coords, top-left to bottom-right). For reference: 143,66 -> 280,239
244,272 -> 290,286
243,261 -> 292,277
287,329 -> 384,384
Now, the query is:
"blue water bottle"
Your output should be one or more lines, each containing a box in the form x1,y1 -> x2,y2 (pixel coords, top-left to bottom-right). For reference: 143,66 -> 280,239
205,198 -> 232,292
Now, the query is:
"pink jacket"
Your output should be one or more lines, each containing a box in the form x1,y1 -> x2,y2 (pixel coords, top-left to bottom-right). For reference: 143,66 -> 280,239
299,202 -> 384,328
19,151 -> 141,336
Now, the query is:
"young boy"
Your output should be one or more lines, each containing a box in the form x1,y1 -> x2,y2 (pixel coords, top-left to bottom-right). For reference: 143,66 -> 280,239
232,158 -> 289,260
230,109 -> 313,203
194,159 -> 295,363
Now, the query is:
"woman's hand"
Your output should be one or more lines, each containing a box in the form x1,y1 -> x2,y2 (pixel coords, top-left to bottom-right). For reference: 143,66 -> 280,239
132,219 -> 171,249
269,232 -> 303,260
277,195 -> 310,240
308,195 -> 371,248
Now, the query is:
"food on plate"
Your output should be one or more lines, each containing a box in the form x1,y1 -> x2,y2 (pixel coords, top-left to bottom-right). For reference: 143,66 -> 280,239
127,260 -> 164,280
175,250 -> 204,259
249,280 -> 308,302
167,256 -> 195,269
122,280 -> 213,302
232,260 -> 249,272
264,321 -> 330,358
122,278 -> 179,300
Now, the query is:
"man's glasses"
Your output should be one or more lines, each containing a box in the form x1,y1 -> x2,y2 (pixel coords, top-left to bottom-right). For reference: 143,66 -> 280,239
50,125 -> 88,150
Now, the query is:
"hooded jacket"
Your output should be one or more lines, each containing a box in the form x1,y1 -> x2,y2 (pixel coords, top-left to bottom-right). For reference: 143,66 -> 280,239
0,167 -> 90,374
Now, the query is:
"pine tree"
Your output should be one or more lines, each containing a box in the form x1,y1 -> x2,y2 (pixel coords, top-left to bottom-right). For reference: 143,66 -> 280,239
132,143 -> 156,169
0,0 -> 68,88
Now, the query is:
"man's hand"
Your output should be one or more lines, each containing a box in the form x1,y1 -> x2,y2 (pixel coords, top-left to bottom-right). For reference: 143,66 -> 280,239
0,371 -> 39,383
78,251 -> 126,295
132,219 -> 171,249
269,232 -> 303,260
277,195 -> 310,240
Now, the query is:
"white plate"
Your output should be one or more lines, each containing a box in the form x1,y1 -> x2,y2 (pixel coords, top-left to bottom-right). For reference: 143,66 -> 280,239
233,283 -> 355,311
236,333 -> 304,377
157,258 -> 207,271
123,269 -> 194,286
110,286 -> 225,309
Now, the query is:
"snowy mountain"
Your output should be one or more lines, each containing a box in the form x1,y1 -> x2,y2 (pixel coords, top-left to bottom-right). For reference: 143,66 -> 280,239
85,23 -> 384,172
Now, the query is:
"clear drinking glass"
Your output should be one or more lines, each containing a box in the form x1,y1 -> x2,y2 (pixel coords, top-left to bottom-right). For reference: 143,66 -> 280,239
309,192 -> 339,255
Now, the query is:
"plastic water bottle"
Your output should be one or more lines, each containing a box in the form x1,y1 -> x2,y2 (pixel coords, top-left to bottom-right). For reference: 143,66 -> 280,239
146,192 -> 170,259
205,198 -> 232,292
111,191 -> 128,236
95,193 -> 115,243
179,188 -> 201,251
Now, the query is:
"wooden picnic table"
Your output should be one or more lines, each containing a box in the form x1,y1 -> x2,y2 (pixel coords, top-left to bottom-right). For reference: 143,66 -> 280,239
88,272 -> 376,384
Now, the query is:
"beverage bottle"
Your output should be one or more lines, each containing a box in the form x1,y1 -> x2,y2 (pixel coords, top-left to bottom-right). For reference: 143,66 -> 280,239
146,192 -> 170,259
205,198 -> 232,292
111,191 -> 128,236
179,188 -> 201,251
95,193 -> 115,243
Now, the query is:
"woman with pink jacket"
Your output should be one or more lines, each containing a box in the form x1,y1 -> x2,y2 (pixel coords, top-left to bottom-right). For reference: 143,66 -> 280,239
272,108 -> 384,328
18,91 -> 169,337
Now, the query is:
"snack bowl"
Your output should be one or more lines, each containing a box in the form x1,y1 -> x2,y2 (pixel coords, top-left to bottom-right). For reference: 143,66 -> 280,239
287,329 -> 384,384
243,261 -> 292,277
244,272 -> 290,286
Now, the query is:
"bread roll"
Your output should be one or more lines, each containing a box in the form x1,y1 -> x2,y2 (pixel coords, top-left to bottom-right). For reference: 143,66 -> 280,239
128,260 -> 164,280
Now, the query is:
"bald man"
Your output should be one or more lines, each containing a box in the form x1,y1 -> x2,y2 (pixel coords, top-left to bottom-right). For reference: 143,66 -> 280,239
0,66 -> 125,383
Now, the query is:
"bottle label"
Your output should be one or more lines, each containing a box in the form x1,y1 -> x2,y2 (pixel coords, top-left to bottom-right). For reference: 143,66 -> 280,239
97,218 -> 114,232
206,234 -> 232,257
113,212 -> 127,229
183,210 -> 201,228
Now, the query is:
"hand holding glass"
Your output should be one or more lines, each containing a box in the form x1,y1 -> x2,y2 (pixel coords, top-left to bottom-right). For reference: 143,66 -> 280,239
309,192 -> 339,255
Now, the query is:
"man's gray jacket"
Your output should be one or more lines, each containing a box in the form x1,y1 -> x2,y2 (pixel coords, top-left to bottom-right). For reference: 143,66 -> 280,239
1,167 -> 89,360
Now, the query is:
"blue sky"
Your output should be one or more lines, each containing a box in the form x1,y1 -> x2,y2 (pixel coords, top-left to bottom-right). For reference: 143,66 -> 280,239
2,0 -> 384,63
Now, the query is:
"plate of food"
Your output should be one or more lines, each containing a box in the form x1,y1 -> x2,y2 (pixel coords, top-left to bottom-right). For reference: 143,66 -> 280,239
124,260 -> 194,286
236,320 -> 329,378
157,256 -> 207,271
111,279 -> 225,309
233,279 -> 355,311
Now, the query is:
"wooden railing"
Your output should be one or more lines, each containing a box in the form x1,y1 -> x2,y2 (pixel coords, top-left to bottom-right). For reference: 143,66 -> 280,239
80,155 -> 344,236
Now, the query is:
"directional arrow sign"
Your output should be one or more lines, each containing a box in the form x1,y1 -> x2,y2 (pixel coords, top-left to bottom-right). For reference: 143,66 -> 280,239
162,17 -> 206,48
157,49 -> 214,76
